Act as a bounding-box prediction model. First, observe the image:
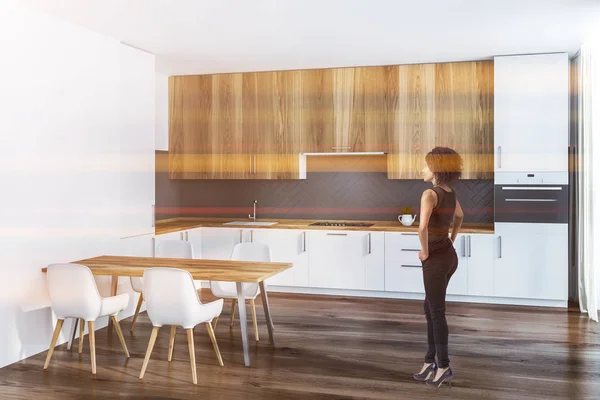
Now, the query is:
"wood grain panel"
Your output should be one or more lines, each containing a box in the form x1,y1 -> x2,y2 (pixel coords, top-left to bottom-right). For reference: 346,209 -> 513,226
435,61 -> 494,179
387,63 -> 436,179
210,73 -> 247,179
168,76 -> 185,179
301,69 -> 334,152
41,256 -> 292,283
361,66 -> 390,152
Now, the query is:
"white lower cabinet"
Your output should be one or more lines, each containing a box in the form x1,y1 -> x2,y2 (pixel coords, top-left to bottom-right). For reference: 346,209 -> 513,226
154,230 -> 183,254
494,223 -> 567,301
448,234 -> 469,295
385,233 -> 424,293
466,234 -> 495,297
185,228 -> 203,258
309,231 -> 384,291
251,229 -> 309,287
199,227 -> 244,260
120,233 -> 155,257
385,232 -> 494,296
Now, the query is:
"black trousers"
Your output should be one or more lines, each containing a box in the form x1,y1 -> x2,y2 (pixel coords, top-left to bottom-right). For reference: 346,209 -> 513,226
422,244 -> 458,368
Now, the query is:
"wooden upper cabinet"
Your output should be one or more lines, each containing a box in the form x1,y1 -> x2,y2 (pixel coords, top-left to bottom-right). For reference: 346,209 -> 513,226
434,61 -> 494,179
302,67 -> 389,153
387,63 -> 436,179
169,61 -> 493,180
387,60 -> 494,179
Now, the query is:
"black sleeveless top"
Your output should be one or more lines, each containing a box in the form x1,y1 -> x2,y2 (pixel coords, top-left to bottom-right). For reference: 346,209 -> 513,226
427,187 -> 456,252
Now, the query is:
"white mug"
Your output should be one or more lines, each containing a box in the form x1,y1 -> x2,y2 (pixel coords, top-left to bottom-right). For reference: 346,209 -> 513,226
398,214 -> 417,226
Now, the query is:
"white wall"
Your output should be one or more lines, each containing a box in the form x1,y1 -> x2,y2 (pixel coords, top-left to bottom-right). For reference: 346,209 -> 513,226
155,72 -> 169,151
0,1 -> 144,368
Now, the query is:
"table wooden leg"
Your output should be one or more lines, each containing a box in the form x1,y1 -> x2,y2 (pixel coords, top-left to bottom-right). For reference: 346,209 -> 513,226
236,282 -> 250,367
107,276 -> 119,335
67,318 -> 78,351
259,281 -> 275,345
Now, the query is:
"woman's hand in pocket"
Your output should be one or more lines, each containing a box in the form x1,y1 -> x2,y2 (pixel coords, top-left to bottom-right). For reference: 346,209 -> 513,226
418,250 -> 429,262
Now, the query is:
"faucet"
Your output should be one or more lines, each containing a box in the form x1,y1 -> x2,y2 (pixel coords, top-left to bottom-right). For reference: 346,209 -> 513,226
248,200 -> 257,221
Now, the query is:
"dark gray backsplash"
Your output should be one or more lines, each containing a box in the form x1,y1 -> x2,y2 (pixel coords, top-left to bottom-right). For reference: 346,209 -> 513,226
156,152 -> 493,223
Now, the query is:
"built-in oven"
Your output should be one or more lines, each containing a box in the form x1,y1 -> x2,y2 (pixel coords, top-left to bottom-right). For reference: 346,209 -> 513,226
494,184 -> 568,224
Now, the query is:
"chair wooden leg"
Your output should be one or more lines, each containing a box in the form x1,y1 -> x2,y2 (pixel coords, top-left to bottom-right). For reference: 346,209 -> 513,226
78,318 -> 85,354
168,326 -> 176,361
250,299 -> 259,342
212,316 -> 219,330
206,322 -> 224,367
130,293 -> 144,332
43,319 -> 64,370
230,299 -> 237,328
111,316 -> 130,358
186,328 -> 197,385
139,326 -> 160,379
88,321 -> 96,375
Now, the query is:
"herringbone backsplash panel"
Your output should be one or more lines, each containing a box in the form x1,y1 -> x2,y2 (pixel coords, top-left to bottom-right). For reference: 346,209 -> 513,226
157,168 -> 493,223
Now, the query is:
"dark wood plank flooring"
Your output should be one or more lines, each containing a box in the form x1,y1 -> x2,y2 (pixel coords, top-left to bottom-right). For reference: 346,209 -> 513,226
0,292 -> 599,399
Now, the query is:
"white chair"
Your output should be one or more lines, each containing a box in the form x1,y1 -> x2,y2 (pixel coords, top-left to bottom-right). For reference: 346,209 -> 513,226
139,268 -> 224,385
210,242 -> 272,342
44,263 -> 130,375
130,240 -> 196,332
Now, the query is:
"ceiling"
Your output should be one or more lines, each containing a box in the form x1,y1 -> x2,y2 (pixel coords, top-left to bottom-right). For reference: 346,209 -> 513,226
22,0 -> 600,75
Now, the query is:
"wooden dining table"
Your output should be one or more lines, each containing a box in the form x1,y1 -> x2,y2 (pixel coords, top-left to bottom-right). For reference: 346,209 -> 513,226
42,255 -> 292,367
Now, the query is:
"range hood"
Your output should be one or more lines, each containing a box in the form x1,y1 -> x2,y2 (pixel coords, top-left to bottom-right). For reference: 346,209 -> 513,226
302,152 -> 386,156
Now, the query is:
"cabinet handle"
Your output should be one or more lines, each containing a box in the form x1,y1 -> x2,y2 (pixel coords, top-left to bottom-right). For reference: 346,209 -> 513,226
152,237 -> 156,257
250,230 -> 254,242
239,230 -> 243,243
498,145 -> 502,168
327,233 -> 348,236
185,231 -> 189,241
401,233 -> 418,236
303,231 -> 306,252
462,236 -> 466,257
368,233 -> 372,254
180,232 -> 184,240
152,204 -> 155,227
401,264 -> 422,268
467,235 -> 472,257
401,249 -> 420,252
498,236 -> 502,258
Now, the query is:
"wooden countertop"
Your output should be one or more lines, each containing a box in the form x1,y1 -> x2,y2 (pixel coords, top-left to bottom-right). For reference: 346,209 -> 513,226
155,217 -> 494,235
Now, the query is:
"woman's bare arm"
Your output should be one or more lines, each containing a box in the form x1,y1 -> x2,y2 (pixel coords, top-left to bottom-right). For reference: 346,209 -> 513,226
449,199 -> 464,243
418,189 -> 437,260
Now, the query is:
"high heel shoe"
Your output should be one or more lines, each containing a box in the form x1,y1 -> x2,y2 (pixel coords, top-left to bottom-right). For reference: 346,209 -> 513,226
413,362 -> 437,382
426,367 -> 453,388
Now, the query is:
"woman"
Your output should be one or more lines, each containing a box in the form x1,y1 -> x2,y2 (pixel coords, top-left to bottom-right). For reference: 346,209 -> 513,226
412,147 -> 464,388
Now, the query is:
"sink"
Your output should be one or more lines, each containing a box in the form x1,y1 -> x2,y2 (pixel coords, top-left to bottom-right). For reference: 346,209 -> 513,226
222,221 -> 278,226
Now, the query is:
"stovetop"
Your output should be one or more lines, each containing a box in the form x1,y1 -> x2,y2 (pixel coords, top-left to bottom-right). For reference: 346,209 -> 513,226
309,221 -> 374,227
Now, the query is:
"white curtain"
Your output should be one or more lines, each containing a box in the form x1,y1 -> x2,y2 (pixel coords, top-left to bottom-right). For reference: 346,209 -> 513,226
578,41 -> 599,322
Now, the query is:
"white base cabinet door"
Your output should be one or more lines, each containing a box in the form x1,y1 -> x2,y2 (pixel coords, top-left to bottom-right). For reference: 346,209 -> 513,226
448,235 -> 468,295
185,228 -> 202,258
494,223 -> 567,301
120,234 -> 155,257
308,231 -> 384,290
466,234 -> 495,297
154,231 -> 184,254
200,227 -> 244,260
251,229 -> 309,287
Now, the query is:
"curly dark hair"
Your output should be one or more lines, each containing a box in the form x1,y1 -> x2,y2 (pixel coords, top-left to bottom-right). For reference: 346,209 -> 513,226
425,147 -> 463,185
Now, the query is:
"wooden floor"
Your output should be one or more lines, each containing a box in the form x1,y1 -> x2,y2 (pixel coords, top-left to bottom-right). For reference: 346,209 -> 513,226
0,291 -> 599,400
